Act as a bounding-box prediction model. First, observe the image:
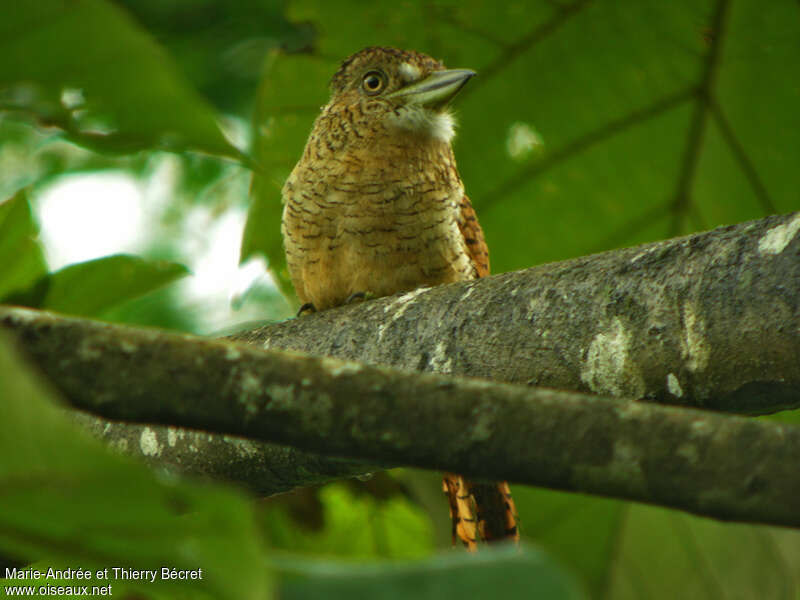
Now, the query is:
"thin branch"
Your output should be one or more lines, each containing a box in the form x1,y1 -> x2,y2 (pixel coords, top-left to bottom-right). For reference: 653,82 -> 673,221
69,412 -> 378,497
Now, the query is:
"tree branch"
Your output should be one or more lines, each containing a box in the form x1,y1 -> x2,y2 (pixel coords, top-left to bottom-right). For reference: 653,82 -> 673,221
2,211 -> 799,523
68,412 -> 379,496
2,303 -> 800,529
233,211 -> 800,415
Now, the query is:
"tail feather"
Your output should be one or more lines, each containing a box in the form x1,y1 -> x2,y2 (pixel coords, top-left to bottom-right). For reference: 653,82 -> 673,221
443,473 -> 519,551
442,473 -> 478,551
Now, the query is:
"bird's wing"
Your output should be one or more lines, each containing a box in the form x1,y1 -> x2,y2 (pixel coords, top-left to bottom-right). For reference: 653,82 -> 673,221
458,194 -> 490,278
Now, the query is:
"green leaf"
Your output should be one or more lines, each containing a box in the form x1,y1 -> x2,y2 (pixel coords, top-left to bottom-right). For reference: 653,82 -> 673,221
0,189 -> 47,301
260,482 -> 435,560
243,0 -> 800,287
0,0 -> 243,159
37,254 -> 189,318
0,331 -> 268,599
113,0 -> 316,116
515,485 -> 800,598
606,504 -> 800,599
275,544 -> 586,600
515,487 -> 623,596
242,52 -> 333,303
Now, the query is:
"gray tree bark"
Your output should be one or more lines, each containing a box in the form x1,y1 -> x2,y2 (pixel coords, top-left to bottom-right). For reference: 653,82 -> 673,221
232,211 -> 800,415
1,211 -> 798,523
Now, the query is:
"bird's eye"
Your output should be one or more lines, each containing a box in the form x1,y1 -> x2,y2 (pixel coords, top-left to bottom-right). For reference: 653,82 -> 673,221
361,71 -> 386,95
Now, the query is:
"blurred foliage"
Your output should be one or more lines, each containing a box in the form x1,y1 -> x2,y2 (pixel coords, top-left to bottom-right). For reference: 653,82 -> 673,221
1,0 -> 799,598
273,544 -> 586,600
0,332 -> 268,600
0,189 -> 47,300
0,1 -> 241,158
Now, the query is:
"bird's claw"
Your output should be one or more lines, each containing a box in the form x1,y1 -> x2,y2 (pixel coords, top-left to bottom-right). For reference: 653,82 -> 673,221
297,302 -> 317,316
345,291 -> 374,304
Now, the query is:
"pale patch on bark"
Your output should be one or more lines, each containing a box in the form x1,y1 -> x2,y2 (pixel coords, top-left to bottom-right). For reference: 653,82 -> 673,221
378,287 -> 429,341
682,303 -> 709,373
667,373 -> 684,398
459,285 -> 475,302
109,437 -> 128,453
575,439 -> 647,497
167,427 -> 182,447
320,356 -> 363,377
139,426 -> 161,457
78,338 -> 101,361
429,340 -> 453,374
758,213 -> 800,255
119,340 -> 138,354
238,370 -> 263,415
580,317 -> 645,397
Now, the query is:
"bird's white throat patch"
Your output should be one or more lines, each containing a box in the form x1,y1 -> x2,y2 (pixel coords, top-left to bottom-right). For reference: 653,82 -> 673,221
387,106 -> 456,142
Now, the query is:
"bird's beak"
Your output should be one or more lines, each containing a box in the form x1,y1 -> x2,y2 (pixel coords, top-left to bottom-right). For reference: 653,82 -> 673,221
387,68 -> 476,110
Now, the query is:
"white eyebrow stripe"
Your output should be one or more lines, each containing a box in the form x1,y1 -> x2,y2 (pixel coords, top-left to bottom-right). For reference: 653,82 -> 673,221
398,62 -> 421,82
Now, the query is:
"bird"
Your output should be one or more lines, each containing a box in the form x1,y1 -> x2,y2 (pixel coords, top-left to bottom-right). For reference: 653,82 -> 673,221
280,46 -> 518,550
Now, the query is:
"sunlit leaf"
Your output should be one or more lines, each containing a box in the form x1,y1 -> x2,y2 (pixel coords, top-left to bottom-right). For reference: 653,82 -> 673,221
0,189 -> 47,301
260,483 -> 435,560
38,254 -> 189,318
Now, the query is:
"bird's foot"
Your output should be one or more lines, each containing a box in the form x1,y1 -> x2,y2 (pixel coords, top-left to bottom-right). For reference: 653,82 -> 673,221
297,302 -> 317,317
345,291 -> 374,304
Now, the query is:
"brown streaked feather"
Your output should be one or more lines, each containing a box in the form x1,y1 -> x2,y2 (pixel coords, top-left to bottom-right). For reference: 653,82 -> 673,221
443,475 -> 519,550
458,194 -> 490,278
449,199 -> 519,548
442,473 -> 478,552
472,481 -> 519,544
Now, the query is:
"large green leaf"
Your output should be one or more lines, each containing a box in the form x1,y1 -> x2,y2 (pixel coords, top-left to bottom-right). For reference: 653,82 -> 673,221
0,190 -> 48,301
38,254 -> 189,318
113,0 -> 316,116
514,485 -> 800,598
606,504 -> 800,599
0,0 -> 242,159
243,0 -> 800,296
0,332 -> 268,599
515,487 -> 623,596
242,53 -> 332,301
275,544 -> 586,600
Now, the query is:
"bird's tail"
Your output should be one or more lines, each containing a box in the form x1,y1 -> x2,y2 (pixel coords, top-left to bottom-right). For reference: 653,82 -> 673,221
442,473 -> 519,551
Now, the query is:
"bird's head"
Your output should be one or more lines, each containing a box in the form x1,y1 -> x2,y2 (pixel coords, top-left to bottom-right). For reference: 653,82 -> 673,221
327,47 -> 475,143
